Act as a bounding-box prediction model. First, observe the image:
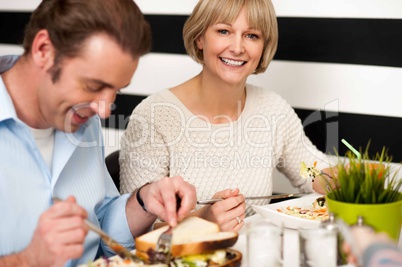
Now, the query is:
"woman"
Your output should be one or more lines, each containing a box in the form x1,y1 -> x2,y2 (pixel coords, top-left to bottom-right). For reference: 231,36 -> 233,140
120,0 -> 332,231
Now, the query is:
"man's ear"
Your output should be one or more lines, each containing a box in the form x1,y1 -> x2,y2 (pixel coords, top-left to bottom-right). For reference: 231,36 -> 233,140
31,29 -> 55,70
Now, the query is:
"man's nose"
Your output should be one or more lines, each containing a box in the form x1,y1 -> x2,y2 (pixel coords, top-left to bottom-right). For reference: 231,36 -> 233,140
91,92 -> 116,119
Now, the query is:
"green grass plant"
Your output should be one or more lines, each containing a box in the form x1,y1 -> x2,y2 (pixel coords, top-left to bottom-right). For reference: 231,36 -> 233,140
326,145 -> 402,204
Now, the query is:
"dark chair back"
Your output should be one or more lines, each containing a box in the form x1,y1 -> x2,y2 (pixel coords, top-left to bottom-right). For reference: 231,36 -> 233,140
105,150 -> 120,191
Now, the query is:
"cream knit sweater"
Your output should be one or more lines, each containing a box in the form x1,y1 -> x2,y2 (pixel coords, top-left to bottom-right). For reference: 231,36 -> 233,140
120,85 -> 329,215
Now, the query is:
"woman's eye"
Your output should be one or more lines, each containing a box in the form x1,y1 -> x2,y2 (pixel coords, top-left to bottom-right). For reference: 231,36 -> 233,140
246,33 -> 259,39
218,29 -> 229,35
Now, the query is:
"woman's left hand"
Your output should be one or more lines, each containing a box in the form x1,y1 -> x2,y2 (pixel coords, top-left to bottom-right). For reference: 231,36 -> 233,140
313,167 -> 338,194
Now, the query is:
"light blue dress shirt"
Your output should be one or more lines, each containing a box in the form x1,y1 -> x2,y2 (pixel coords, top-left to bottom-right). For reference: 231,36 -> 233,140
0,55 -> 134,266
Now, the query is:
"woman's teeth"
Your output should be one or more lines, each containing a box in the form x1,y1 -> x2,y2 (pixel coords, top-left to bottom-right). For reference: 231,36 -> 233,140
221,58 -> 245,66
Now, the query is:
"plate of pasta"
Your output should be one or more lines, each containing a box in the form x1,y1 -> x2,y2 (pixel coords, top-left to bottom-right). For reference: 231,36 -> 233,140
251,194 -> 328,229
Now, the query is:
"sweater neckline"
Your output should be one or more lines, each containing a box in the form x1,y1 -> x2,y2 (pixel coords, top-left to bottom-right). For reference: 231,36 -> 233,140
164,85 -> 255,127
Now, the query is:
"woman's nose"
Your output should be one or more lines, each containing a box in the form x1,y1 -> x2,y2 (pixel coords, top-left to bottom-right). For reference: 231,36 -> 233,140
229,36 -> 245,55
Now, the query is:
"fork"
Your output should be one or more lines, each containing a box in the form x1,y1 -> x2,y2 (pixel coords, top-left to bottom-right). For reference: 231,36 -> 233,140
154,196 -> 181,263
156,226 -> 173,254
300,161 -> 333,182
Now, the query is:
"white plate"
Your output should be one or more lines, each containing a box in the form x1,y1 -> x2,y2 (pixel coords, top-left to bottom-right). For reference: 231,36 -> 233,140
251,194 -> 325,230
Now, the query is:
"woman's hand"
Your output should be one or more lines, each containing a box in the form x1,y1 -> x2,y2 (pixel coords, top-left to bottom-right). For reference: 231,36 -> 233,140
197,188 -> 246,232
313,166 -> 339,194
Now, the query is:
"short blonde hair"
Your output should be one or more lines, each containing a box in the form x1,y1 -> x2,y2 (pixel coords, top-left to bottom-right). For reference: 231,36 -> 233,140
183,0 -> 278,74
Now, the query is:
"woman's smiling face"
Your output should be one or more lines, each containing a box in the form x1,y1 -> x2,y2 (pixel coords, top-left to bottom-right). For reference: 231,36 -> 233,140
196,7 -> 265,86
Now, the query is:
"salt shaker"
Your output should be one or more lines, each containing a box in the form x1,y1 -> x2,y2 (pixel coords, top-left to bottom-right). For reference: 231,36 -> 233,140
320,213 -> 344,265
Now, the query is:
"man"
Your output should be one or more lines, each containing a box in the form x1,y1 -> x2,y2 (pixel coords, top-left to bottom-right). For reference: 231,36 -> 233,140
0,0 -> 196,266
342,226 -> 402,267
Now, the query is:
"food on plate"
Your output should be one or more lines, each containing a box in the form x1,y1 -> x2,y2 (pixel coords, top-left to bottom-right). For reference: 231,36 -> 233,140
136,217 -> 240,266
81,217 -> 241,267
300,161 -> 321,182
82,257 -> 165,267
276,196 -> 329,221
312,196 -> 326,209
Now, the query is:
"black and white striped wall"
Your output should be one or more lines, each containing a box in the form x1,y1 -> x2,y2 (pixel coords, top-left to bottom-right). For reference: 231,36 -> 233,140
1,0 -> 402,191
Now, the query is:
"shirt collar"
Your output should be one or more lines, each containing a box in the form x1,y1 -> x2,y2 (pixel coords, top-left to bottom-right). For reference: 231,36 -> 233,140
0,55 -> 20,123
0,55 -> 95,135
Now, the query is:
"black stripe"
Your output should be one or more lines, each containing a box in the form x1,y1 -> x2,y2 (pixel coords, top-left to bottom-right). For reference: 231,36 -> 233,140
295,109 -> 402,163
146,15 -> 402,68
0,12 -> 31,46
101,94 -> 146,130
276,18 -> 402,68
103,94 -> 402,163
146,14 -> 187,55
1,12 -> 402,67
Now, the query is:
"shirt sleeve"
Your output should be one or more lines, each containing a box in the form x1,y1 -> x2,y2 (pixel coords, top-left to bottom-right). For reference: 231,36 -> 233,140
99,194 -> 134,257
94,118 -> 135,257
363,243 -> 402,267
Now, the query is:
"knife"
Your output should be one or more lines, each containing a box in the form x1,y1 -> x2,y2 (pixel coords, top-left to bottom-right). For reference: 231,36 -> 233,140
196,193 -> 306,205
84,219 -> 144,263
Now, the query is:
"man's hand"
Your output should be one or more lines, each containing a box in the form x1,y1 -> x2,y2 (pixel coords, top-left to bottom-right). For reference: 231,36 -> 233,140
342,226 -> 395,266
21,196 -> 88,267
139,176 -> 197,227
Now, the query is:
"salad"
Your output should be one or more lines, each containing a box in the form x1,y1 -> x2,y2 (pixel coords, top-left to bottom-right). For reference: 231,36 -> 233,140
276,196 -> 329,221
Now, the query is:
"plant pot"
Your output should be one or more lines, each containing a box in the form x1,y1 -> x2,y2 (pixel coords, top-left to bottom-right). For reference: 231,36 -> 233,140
326,196 -> 402,241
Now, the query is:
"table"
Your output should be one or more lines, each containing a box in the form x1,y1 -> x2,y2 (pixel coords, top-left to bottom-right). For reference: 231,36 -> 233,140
232,214 -> 356,267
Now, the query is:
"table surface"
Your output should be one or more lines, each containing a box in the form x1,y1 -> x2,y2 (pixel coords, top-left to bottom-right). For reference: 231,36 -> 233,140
233,214 -> 353,267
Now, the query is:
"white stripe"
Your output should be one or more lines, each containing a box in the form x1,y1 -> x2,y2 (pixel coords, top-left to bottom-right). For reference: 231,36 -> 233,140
130,54 -> 402,119
249,61 -> 402,118
134,0 -> 198,15
1,44 -> 400,118
0,0 -> 41,11
135,0 -> 402,19
271,0 -> 402,19
0,44 -> 23,55
2,0 -> 402,19
130,53 -> 202,96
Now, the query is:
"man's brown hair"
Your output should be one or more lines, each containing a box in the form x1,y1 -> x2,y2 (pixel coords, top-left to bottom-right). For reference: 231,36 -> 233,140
23,0 -> 152,82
